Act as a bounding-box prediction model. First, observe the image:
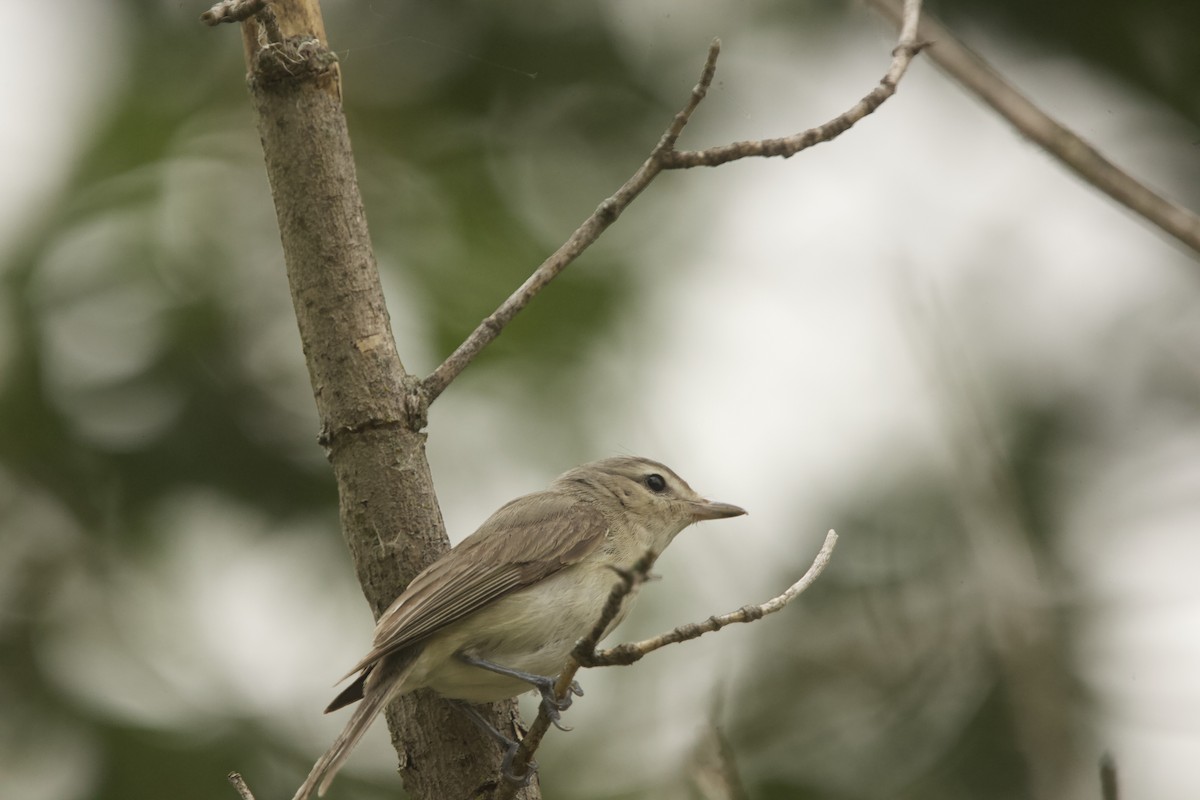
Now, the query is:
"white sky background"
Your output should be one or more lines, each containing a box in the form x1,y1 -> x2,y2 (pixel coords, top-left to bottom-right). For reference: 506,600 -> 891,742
4,3 -> 1199,800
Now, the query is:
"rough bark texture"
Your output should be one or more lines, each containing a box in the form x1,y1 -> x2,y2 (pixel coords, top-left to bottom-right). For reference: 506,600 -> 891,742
237,1 -> 535,797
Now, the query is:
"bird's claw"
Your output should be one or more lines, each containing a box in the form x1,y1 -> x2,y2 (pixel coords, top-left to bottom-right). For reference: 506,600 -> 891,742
500,741 -> 538,786
535,678 -> 583,730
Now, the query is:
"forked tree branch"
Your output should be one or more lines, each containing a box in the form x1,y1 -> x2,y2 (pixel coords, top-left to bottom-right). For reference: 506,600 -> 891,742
419,39 -> 723,406
493,530 -> 839,799
423,0 -> 925,404
665,1 -> 925,168
867,0 -> 1200,255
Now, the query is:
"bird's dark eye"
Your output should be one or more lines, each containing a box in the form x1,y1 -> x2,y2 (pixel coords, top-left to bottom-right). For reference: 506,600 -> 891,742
644,473 -> 667,493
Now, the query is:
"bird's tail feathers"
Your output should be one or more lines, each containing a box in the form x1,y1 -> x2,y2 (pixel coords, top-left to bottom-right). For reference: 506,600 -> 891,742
291,657 -> 415,800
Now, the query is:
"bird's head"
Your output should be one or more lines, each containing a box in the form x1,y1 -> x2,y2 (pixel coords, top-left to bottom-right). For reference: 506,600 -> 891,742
554,456 -> 746,548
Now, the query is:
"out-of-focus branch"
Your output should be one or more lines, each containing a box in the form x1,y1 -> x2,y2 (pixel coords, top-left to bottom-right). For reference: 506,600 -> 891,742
688,723 -> 750,800
424,0 -> 925,403
1100,753 -> 1119,800
867,0 -> 1200,255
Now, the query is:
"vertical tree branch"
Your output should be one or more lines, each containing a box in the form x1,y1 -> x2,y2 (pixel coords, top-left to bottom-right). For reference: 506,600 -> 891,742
205,1 -> 533,798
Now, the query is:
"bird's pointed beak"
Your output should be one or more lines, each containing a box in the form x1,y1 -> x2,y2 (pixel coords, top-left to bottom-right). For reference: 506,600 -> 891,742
690,498 -> 748,521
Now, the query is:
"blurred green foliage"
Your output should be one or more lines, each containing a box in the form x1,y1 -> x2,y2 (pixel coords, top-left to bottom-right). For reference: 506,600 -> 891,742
1,1 -> 1197,799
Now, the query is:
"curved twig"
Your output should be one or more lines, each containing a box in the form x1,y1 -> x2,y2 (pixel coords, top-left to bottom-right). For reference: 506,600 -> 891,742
584,529 -> 838,667
666,0 -> 925,168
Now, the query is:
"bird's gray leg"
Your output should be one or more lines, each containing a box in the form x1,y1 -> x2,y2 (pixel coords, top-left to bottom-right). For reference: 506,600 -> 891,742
457,653 -> 583,730
450,701 -> 537,786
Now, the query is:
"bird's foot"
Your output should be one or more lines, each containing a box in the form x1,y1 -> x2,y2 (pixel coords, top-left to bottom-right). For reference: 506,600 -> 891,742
500,741 -> 538,786
458,653 -> 584,730
534,678 -> 583,731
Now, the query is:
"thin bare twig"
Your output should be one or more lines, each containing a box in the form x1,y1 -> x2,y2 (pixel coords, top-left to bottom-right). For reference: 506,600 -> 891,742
227,772 -> 257,800
867,0 -> 1200,255
492,552 -> 657,798
424,1 -> 925,404
200,0 -> 267,25
582,529 -> 838,667
658,39 -> 722,153
201,0 -> 284,49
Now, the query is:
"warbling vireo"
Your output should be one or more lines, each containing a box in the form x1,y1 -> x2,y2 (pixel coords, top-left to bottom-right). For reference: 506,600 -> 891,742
293,456 -> 746,799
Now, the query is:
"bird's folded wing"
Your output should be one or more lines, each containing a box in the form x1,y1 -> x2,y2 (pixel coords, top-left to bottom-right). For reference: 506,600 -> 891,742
340,490 -> 609,679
